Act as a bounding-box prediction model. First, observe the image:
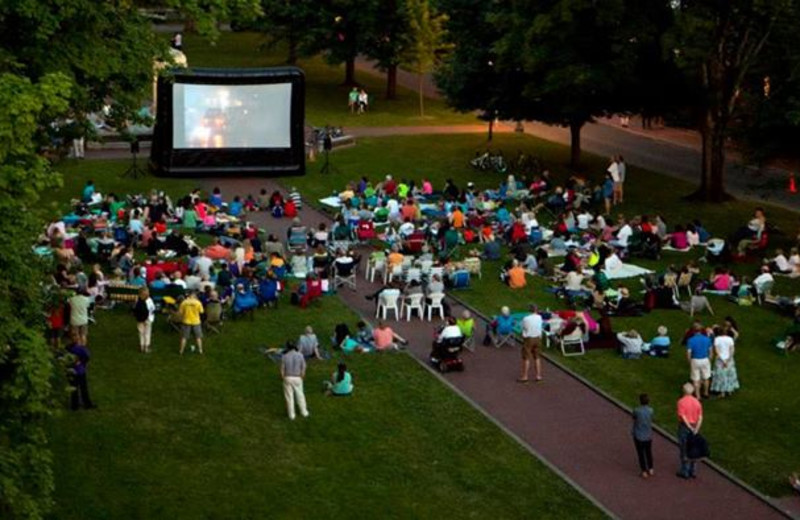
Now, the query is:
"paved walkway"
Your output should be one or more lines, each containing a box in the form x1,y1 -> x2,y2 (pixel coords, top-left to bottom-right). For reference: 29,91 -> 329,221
198,176 -> 795,520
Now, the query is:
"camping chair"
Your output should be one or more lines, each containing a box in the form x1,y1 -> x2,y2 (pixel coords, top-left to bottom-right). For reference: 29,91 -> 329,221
457,317 -> 476,352
287,226 -> 308,253
299,279 -> 323,309
376,291 -> 401,320
168,306 -> 183,333
356,220 -> 377,242
401,293 -> 425,321
257,279 -> 279,307
559,327 -> 586,356
754,280 -> 774,305
426,293 -> 446,321
462,257 -> 482,279
447,270 -> 470,290
492,327 -> 514,348
333,261 -> 357,291
677,272 -> 694,298
204,301 -> 224,334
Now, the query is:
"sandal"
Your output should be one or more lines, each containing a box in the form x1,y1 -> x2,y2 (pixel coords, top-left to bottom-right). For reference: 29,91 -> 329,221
516,378 -> 530,384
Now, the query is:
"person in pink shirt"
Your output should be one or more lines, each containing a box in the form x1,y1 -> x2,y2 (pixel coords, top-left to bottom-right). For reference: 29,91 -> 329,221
669,225 -> 689,250
421,179 -> 433,196
710,267 -> 732,291
372,321 -> 407,351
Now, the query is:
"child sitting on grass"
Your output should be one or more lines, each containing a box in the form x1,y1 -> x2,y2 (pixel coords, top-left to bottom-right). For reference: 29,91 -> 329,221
647,326 -> 671,358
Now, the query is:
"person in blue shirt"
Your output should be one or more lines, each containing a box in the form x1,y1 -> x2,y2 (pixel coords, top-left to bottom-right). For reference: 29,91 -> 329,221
130,268 -> 147,287
228,196 -> 243,217
686,325 -> 713,399
324,362 -> 353,396
81,180 -> 95,203
209,187 -> 223,208
492,306 -> 516,343
649,325 -> 671,358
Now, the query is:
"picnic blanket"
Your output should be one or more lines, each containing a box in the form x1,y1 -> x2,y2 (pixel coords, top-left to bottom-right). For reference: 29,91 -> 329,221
603,263 -> 653,280
319,196 -> 343,208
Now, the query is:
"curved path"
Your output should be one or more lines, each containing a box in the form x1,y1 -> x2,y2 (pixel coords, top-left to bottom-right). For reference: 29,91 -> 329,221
200,176 -> 796,520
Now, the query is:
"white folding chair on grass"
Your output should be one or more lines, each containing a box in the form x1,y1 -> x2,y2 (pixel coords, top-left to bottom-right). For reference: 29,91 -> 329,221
559,327 -> 586,356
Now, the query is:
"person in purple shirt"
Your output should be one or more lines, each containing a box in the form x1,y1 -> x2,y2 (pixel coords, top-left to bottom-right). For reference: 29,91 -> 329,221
67,337 -> 96,410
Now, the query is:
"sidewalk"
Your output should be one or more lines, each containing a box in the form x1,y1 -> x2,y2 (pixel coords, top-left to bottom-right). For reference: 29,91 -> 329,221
201,175 -> 796,520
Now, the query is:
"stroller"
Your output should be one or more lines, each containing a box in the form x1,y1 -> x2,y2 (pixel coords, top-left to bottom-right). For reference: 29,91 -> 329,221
430,336 -> 465,373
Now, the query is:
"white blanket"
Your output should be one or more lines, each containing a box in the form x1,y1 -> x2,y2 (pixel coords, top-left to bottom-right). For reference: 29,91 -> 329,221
319,196 -> 342,208
604,263 -> 654,280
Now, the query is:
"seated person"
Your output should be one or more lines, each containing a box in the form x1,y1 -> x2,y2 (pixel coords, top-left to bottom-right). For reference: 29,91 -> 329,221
232,283 -> 258,315
457,310 -> 475,340
603,250 -> 623,273
354,320 -> 375,348
298,326 -> 322,359
205,238 -> 232,261
752,265 -> 774,294
770,248 -> 793,274
436,316 -> 464,343
482,237 -> 502,261
491,306 -> 515,339
617,329 -> 643,359
372,321 -> 406,351
505,260 -> 527,289
648,325 -> 671,357
564,267 -> 591,301
709,267 -> 733,292
324,362 -> 353,396
681,295 -> 715,317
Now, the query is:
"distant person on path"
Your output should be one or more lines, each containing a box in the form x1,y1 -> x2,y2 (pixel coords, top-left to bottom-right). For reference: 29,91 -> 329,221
179,291 -> 204,355
348,87 -> 358,113
632,393 -> 654,478
171,32 -> 183,50
281,341 -> 309,420
607,156 -> 621,206
676,382 -> 703,479
518,305 -> 543,383
686,325 -> 712,399
358,88 -> 368,113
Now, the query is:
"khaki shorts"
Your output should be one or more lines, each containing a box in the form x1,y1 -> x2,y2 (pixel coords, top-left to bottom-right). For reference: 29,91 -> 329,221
72,324 -> 88,338
182,324 -> 203,339
690,358 -> 711,381
521,337 -> 541,360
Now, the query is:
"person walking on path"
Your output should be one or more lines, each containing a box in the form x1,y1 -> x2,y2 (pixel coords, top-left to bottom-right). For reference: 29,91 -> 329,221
686,325 -> 713,399
281,341 -> 309,420
518,304 -> 543,383
67,333 -> 95,410
134,287 -> 156,353
178,291 -> 204,355
677,382 -> 703,479
632,393 -> 654,478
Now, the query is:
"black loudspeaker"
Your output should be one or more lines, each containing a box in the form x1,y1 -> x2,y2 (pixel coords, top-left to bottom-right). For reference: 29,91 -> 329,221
130,139 -> 140,154
323,134 -> 333,152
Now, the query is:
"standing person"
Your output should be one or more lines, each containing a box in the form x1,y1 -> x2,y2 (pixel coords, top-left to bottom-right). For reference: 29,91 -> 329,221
686,325 -> 713,399
710,326 -> 740,397
607,156 -> 621,206
632,393 -> 655,478
348,87 -> 359,113
518,305 -> 543,383
134,287 -> 156,353
178,291 -> 204,355
68,289 -> 91,346
676,382 -> 703,479
358,88 -> 368,113
280,341 -> 309,420
171,32 -> 183,50
617,155 -> 626,203
67,333 -> 95,410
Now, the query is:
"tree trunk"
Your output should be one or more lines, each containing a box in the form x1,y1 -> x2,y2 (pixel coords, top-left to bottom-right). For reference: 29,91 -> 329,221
569,121 -> 583,168
693,111 -> 730,202
344,58 -> 356,86
418,73 -> 424,117
488,119 -> 494,141
287,36 -> 298,65
386,64 -> 397,100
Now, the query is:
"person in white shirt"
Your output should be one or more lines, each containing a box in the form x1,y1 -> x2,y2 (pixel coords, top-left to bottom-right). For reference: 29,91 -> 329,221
710,327 -> 739,397
398,220 -> 415,237
617,329 -> 643,359
752,265 -> 774,295
194,252 -> 213,278
771,249 -> 792,274
171,272 -> 187,289
608,156 -> 621,205
604,251 -> 623,273
519,305 -> 543,383
437,317 -> 464,342
577,210 -> 593,230
611,220 -> 633,248
616,155 -> 627,203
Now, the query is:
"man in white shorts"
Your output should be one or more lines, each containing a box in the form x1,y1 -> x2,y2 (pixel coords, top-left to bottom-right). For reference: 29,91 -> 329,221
685,324 -> 713,399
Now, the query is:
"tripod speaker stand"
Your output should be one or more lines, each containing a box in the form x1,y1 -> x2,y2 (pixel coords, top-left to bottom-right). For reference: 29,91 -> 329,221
319,134 -> 340,175
121,139 -> 147,179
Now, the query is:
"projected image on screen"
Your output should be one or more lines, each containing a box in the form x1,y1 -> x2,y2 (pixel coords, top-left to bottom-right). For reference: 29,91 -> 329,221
173,83 -> 292,149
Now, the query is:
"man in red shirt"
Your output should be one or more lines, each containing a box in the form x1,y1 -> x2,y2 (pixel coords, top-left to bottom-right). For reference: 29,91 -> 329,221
676,382 -> 704,479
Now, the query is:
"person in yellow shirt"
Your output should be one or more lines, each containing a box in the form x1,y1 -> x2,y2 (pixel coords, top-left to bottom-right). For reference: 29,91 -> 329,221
179,291 -> 205,355
507,260 -> 527,289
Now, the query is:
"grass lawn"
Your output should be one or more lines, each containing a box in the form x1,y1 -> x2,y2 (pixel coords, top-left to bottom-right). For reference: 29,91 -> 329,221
179,32 -> 478,128
48,297 -> 603,519
271,133 -> 800,496
43,161 -> 603,519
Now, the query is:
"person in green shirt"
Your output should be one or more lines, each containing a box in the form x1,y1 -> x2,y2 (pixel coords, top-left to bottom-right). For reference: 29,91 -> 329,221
183,204 -> 198,229
348,87 -> 359,113
324,362 -> 353,396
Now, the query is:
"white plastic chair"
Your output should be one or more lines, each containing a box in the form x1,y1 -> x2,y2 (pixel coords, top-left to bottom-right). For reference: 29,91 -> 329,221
405,268 -> 422,284
418,259 -> 434,275
376,291 -> 401,320
560,327 -> 586,356
402,293 -> 425,321
426,293 -> 446,321
754,280 -> 774,305
387,264 -> 404,284
367,257 -> 386,283
429,266 -> 445,281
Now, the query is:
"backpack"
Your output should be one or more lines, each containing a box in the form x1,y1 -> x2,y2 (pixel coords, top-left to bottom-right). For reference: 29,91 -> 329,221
133,299 -> 149,322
